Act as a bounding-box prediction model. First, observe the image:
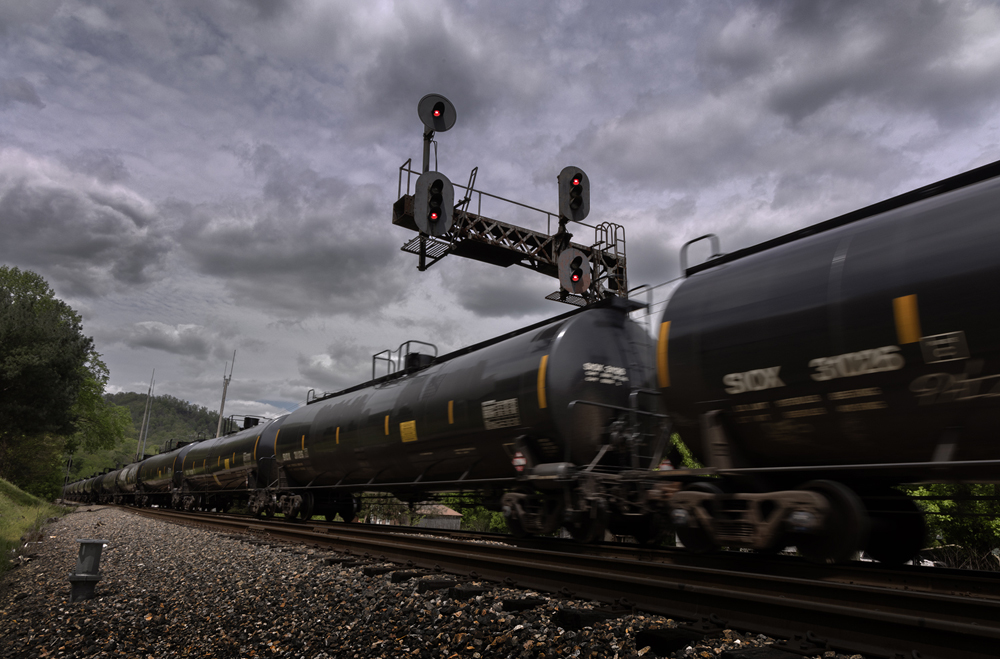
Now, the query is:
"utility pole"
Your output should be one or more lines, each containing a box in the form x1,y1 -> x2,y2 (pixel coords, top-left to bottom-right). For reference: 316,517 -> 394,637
138,377 -> 155,460
135,370 -> 154,462
215,351 -> 236,438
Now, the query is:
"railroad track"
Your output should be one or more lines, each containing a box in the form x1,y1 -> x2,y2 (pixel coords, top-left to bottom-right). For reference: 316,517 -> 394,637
129,507 -> 1000,659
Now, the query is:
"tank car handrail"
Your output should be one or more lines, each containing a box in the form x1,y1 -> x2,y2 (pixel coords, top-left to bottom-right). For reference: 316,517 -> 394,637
679,234 -> 722,276
399,339 -> 438,358
372,349 -> 395,381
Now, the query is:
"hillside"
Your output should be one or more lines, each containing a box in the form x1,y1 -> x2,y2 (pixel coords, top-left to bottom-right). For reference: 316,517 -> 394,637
105,392 -> 221,453
0,478 -> 66,576
67,393 -> 222,482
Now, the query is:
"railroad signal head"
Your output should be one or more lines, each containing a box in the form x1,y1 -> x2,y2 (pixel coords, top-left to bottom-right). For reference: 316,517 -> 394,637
413,171 -> 455,236
558,247 -> 591,295
558,166 -> 590,222
417,93 -> 457,133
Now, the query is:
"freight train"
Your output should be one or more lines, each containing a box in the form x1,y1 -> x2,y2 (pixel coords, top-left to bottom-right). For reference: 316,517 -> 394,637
65,159 -> 1000,564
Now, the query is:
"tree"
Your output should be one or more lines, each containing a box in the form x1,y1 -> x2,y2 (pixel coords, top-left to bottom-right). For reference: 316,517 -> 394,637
0,266 -> 128,495
63,353 -> 132,456
0,266 -> 92,444
903,482 -> 1000,569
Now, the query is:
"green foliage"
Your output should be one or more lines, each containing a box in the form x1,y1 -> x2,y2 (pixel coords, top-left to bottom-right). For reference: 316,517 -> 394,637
902,483 -> 1000,562
439,495 -> 509,532
3,434 -> 69,501
0,265 -> 132,498
357,493 -> 423,526
67,437 -> 146,483
64,354 -> 132,456
0,266 -> 93,451
0,477 -> 67,576
105,392 -> 220,455
65,393 -> 222,484
670,433 -> 702,469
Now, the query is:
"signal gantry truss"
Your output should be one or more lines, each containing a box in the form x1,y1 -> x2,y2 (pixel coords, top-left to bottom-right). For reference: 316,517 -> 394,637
392,171 -> 627,307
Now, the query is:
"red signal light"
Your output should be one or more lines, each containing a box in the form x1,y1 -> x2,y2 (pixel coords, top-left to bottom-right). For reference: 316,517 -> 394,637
430,211 -> 439,221
572,177 -> 580,186
571,273 -> 580,282
433,109 -> 441,117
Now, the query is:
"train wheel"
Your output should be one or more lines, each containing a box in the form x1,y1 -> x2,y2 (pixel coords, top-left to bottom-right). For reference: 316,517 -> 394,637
674,482 -> 722,553
795,480 -> 869,564
863,490 -> 926,565
297,492 -> 315,521
568,500 -> 610,544
633,514 -> 670,547
250,491 -> 263,517
505,515 -> 529,538
327,495 -> 359,523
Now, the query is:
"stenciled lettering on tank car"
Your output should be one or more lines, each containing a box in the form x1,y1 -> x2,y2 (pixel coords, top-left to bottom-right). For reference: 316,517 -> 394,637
722,366 -> 785,395
808,345 -> 904,382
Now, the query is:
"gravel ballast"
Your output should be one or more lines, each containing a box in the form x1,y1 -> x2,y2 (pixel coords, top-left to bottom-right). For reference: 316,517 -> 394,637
0,506 -> 868,659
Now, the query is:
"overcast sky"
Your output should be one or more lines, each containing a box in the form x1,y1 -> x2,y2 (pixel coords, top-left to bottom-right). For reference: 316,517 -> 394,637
3,0 -> 1000,424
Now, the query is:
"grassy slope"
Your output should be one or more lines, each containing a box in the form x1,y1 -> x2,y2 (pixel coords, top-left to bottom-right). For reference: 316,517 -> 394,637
0,478 -> 67,577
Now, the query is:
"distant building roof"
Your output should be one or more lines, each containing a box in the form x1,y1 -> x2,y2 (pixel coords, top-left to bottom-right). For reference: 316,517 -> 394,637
414,504 -> 462,517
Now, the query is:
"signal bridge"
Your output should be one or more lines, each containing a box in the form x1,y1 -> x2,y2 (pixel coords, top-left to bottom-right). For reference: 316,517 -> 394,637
392,160 -> 628,307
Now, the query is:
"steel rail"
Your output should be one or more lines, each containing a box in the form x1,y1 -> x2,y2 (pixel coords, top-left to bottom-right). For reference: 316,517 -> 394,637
129,508 -> 998,658
136,507 -> 1000,601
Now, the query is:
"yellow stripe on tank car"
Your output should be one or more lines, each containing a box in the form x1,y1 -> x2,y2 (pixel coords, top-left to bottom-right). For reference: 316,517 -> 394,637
274,429 -> 280,455
537,355 -> 549,409
301,434 -> 306,451
657,321 -> 671,388
448,400 -> 454,425
893,294 -> 922,344
336,427 -> 340,444
384,415 -> 390,436
253,435 -> 261,462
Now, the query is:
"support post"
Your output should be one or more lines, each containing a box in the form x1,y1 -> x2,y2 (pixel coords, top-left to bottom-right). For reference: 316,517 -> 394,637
68,539 -> 107,602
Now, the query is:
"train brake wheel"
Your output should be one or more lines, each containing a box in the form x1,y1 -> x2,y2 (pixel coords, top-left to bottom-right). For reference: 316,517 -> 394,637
863,490 -> 926,566
795,480 -> 869,564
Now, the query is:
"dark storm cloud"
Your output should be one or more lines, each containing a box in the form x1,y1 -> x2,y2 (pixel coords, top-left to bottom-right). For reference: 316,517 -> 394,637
623,197 -> 698,286
242,0 -> 294,21
442,260 -> 555,319
64,149 -> 130,184
352,9 -> 516,132
561,0 -> 1000,194
752,0 -> 1000,127
0,148 -> 169,297
122,321 -> 221,360
0,76 -> 44,109
296,340 -> 374,393
172,143 -> 409,317
6,1 -> 340,138
1,0 -> 997,408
